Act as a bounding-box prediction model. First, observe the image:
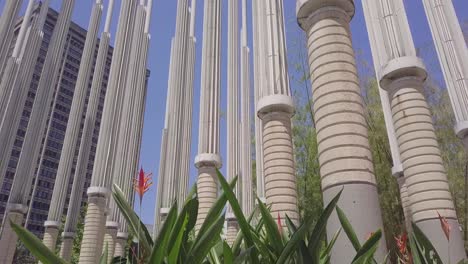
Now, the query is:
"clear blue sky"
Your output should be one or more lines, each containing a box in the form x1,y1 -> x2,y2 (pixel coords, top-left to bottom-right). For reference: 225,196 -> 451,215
13,0 -> 468,225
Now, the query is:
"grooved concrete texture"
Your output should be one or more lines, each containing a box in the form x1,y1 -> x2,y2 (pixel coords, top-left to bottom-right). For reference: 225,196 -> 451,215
103,226 -> 118,264
0,212 -> 24,264
397,177 -> 412,231
60,237 -> 74,261
261,111 -> 299,225
42,226 -> 59,252
389,80 -> 466,261
114,237 -> 127,258
297,1 -> 387,262
195,166 -> 218,231
226,218 -> 239,245
78,195 -> 107,264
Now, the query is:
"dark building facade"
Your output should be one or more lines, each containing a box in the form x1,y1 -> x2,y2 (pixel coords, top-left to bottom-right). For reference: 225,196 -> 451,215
0,6 -> 112,237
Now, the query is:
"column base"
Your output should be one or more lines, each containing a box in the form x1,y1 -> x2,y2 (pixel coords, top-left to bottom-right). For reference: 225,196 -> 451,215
323,183 -> 387,263
416,218 -> 467,262
455,121 -> 468,151
42,223 -> 60,252
114,232 -> 128,258
59,233 -> 75,261
78,193 -> 108,264
104,221 -> 119,263
195,165 -> 218,232
225,218 -> 239,245
0,210 -> 25,264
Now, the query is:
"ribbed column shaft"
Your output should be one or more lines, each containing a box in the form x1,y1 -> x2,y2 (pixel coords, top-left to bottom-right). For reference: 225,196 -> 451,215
421,0 -> 468,147
63,0 -> 115,234
0,0 -> 34,119
361,0 -> 465,260
240,0 -> 253,215
297,1 -> 387,261
397,177 -> 412,231
225,0 -> 240,244
155,0 -> 191,231
252,0 -> 265,199
79,0 -> 137,260
195,0 -> 222,230
0,0 -> 50,189
0,210 -> 24,264
59,236 -> 74,261
45,2 -> 103,245
0,0 -> 23,77
78,195 -> 107,264
256,0 -> 298,226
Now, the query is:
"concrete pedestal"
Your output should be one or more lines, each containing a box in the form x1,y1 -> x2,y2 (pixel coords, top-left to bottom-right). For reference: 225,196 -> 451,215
195,164 -> 219,231
78,194 -> 107,264
0,211 -> 24,264
42,222 -> 60,252
258,97 -> 299,225
389,80 -> 466,262
59,233 -> 75,261
103,222 -> 118,263
297,1 -> 387,262
114,232 -> 128,258
225,217 -> 239,245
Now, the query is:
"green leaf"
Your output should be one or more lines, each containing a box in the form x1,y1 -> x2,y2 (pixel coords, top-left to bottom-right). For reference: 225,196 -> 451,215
308,189 -> 343,261
149,200 -> 178,264
234,247 -> 254,264
187,214 -> 225,264
231,207 -> 257,256
285,215 -> 308,264
168,210 -> 189,264
112,184 -> 152,253
336,206 -> 361,251
257,197 -> 284,255
100,243 -> 108,264
351,230 -> 382,263
210,247 -> 222,264
10,220 -> 68,264
409,234 -> 422,264
411,223 -> 442,263
223,241 -> 233,264
216,169 -> 258,263
321,228 -> 342,259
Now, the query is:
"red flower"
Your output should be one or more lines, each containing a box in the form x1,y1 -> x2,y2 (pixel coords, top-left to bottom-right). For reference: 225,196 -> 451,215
277,213 -> 283,236
134,167 -> 153,202
437,211 -> 451,241
394,233 -> 408,255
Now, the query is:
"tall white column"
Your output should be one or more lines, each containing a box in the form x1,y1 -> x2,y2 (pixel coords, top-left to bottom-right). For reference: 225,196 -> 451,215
78,1 -> 138,262
240,0 -> 253,220
225,0 -> 240,245
361,0 -> 466,261
255,0 -> 299,226
0,1 -> 75,263
0,0 -> 51,192
0,0 -> 35,120
0,0 -> 23,78
42,0 -> 104,251
422,1 -> 468,150
59,2 -> 115,261
297,0 -> 387,261
154,0 -> 192,233
251,0 -> 265,201
195,0 -> 222,231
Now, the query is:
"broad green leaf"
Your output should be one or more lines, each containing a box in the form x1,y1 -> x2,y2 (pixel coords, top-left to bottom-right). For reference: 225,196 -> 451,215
351,230 -> 382,263
149,200 -> 178,264
187,214 -> 225,264
336,206 -> 361,251
257,197 -> 283,255
234,247 -> 254,264
210,247 -> 222,264
112,184 -> 152,253
411,223 -> 442,263
10,221 -> 68,264
100,243 -> 108,264
308,189 -> 343,261
409,234 -> 423,264
216,169 -> 258,263
168,197 -> 196,250
168,211 -> 189,264
285,215 -> 310,264
231,207 -> 257,256
351,244 -> 378,264
223,241 -> 233,264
